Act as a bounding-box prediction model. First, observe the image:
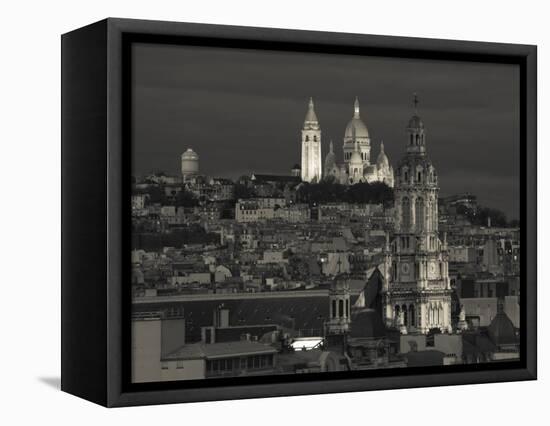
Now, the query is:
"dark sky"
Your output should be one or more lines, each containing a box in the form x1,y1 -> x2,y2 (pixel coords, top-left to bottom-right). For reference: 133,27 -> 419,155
131,43 -> 520,220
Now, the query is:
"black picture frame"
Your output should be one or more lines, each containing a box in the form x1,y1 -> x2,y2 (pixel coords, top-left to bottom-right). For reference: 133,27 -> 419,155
61,17 -> 537,407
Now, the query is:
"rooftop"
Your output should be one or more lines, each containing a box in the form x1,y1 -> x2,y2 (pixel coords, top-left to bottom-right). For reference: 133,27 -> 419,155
163,341 -> 277,361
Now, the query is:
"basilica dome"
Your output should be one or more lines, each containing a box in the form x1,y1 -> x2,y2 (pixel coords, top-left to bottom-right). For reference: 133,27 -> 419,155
344,97 -> 369,139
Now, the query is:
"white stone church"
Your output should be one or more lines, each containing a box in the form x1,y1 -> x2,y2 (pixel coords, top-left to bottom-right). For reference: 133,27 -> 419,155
300,97 -> 394,187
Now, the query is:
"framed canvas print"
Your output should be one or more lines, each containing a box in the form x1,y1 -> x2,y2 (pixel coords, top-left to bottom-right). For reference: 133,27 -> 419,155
61,18 -> 537,407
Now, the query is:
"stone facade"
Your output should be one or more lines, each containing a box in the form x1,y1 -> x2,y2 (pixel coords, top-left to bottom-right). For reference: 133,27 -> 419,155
382,101 -> 452,334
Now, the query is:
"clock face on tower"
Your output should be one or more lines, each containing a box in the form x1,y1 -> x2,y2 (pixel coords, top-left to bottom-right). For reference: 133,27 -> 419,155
428,261 -> 437,279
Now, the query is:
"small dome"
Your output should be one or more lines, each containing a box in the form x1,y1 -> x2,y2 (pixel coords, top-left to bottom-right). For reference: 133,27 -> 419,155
325,152 -> 336,170
376,142 -> 389,168
181,148 -> 199,160
324,141 -> 336,170
408,114 -> 424,129
487,310 -> 517,346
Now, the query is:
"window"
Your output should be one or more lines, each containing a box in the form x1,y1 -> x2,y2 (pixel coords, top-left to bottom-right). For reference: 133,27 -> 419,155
161,362 -> 169,370
346,299 -> 349,317
305,135 -> 309,141
415,197 -> 424,232
176,360 -> 184,369
339,299 -> 344,318
402,197 -> 411,230
332,299 -> 336,318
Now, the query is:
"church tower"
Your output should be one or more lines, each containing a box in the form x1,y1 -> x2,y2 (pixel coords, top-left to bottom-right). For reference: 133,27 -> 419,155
301,98 -> 322,183
326,274 -> 351,335
382,94 -> 452,334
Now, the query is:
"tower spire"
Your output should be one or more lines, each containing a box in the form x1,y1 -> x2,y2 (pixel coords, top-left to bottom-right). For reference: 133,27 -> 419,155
354,96 -> 360,118
303,97 -> 319,128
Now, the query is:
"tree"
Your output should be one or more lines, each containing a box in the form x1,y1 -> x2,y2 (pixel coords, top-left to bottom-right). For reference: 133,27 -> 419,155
296,180 -> 393,206
234,183 -> 256,200
174,189 -> 199,207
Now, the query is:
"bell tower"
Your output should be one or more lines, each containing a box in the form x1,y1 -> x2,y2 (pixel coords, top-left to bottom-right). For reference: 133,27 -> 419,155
301,97 -> 322,183
326,266 -> 351,335
382,94 -> 452,334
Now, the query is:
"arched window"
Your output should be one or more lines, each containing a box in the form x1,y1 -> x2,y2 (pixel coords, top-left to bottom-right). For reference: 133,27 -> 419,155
415,197 -> 424,232
332,300 -> 336,318
410,134 -> 414,145
417,170 -> 422,183
313,135 -> 317,142
346,299 -> 349,317
416,134 -> 420,145
402,197 -> 411,230
409,305 -> 415,327
305,135 -> 309,142
338,299 -> 344,318
402,304 -> 408,326
395,305 -> 401,322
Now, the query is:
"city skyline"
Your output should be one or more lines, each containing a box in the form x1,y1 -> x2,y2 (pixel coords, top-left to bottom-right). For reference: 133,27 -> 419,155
131,43 -> 520,219
130,43 -> 521,383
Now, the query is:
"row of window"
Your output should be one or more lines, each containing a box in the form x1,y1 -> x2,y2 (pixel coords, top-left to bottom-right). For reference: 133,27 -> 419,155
409,133 -> 424,146
344,152 -> 368,161
206,354 -> 274,374
304,135 -> 319,142
394,303 -> 446,327
331,298 -> 350,319
400,169 -> 436,184
401,197 -> 437,231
